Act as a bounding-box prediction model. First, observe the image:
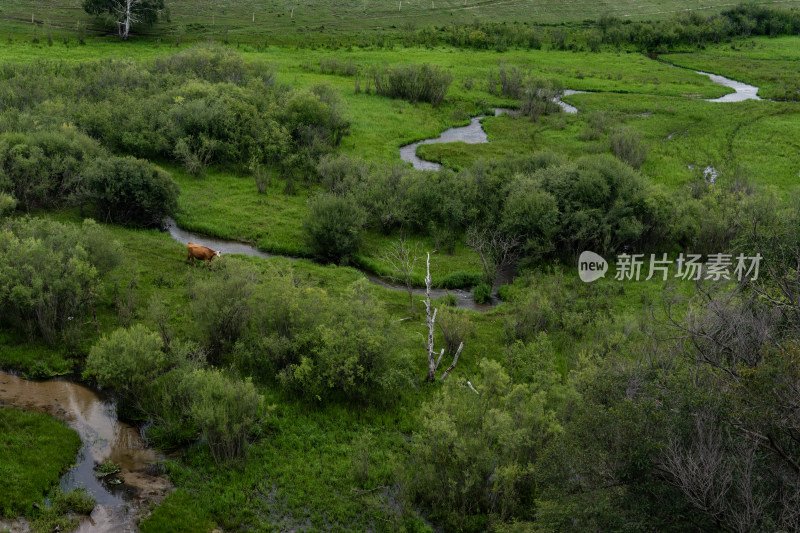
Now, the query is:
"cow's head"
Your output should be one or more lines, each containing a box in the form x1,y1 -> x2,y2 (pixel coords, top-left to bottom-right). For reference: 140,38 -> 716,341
215,250 -> 222,258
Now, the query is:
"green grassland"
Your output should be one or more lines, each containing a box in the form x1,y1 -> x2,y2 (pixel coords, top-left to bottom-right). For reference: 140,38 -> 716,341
1,6 -> 799,530
0,407 -> 81,518
663,36 -> 800,100
4,0 -> 800,43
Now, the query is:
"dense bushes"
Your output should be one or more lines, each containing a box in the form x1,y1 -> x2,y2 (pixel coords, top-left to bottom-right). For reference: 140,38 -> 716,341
84,324 -> 265,461
0,45 -> 349,178
373,63 -> 452,107
194,261 -> 411,403
407,358 -> 569,531
0,128 -> 102,210
82,156 -> 179,228
0,218 -> 120,346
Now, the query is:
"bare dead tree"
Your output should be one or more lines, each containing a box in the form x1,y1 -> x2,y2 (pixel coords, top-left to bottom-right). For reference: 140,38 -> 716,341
466,226 -> 521,286
422,252 -> 463,382
114,0 -> 141,40
382,238 -> 421,314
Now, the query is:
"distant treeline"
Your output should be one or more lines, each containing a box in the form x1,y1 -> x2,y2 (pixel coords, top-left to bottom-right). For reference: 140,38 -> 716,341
254,4 -> 800,52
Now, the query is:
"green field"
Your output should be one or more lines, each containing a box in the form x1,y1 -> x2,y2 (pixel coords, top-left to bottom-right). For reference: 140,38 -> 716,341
0,407 -> 81,518
4,0 -> 800,42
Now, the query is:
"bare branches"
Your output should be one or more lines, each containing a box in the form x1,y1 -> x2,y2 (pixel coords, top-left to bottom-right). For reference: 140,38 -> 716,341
423,252 -> 463,382
382,238 -> 421,314
466,226 -> 521,285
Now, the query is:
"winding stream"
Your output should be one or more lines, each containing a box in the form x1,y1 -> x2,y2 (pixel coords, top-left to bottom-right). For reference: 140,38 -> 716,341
696,70 -> 761,102
166,219 -> 500,312
0,371 -> 169,533
399,68 -> 760,170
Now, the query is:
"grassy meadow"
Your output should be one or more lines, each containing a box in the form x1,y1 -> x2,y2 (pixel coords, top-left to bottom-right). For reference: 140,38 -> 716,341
1,2 -> 800,531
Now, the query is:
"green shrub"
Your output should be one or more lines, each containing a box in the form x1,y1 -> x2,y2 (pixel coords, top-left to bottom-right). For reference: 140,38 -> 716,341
473,282 -> 492,304
303,193 -> 366,264
186,368 -> 264,464
372,63 -> 453,107
277,280 -> 409,403
609,125 -> 647,169
0,127 -> 103,210
82,156 -> 179,228
191,261 -> 256,359
83,324 -> 167,398
0,218 -> 119,345
407,359 -> 564,531
0,192 -> 17,217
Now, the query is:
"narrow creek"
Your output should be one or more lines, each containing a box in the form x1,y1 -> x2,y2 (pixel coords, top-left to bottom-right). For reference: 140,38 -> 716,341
0,371 -> 169,533
166,219 -> 501,312
399,68 -> 760,170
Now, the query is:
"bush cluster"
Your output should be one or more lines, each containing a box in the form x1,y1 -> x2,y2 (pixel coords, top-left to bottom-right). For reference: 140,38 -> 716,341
372,63 -> 453,107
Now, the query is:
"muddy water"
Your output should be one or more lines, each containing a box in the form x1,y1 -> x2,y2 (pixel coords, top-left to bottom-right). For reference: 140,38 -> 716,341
0,371 -> 169,533
166,219 -> 500,312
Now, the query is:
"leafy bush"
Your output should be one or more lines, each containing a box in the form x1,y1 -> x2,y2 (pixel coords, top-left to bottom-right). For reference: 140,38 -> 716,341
437,308 -> 474,355
83,325 -> 167,398
407,359 -> 565,531
0,218 -> 120,345
82,155 -> 179,228
185,368 -> 264,464
473,282 -> 492,304
0,193 -> 17,217
609,125 -> 647,169
0,127 -> 103,210
303,193 -> 366,264
520,78 -> 564,122
373,63 -> 453,107
191,260 -> 256,359
276,280 -> 408,402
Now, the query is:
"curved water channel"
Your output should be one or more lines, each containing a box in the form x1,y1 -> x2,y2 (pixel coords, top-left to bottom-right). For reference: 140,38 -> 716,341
399,69 -> 760,170
0,371 -> 169,533
166,219 -> 500,312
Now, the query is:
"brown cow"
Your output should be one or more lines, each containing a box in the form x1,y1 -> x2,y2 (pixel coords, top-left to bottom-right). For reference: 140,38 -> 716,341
186,242 -> 221,265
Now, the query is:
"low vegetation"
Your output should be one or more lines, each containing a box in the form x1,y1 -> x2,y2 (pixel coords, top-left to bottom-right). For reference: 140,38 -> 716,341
2,4 -> 800,532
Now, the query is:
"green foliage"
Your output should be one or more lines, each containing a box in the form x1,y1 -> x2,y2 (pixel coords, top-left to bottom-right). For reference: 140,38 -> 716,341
0,127 -> 103,210
0,408 -> 81,518
83,324 -> 166,397
185,368 -> 264,464
407,359 -> 566,531
0,217 -> 120,346
609,125 -> 647,169
276,280 -> 409,402
0,192 -> 17,217
191,260 -> 256,359
303,193 -> 366,264
373,63 -> 453,107
82,155 -> 179,228
473,282 -> 492,304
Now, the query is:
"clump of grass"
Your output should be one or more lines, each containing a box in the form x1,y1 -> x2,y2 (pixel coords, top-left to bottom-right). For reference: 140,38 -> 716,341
29,488 -> 95,533
94,460 -> 121,478
473,282 -> 492,304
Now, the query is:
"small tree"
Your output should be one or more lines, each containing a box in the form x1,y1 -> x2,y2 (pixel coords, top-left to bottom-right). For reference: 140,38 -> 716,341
466,226 -> 521,286
82,155 -> 179,228
303,193 -> 366,264
382,238 -> 421,314
83,0 -> 164,40
422,252 -> 463,382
